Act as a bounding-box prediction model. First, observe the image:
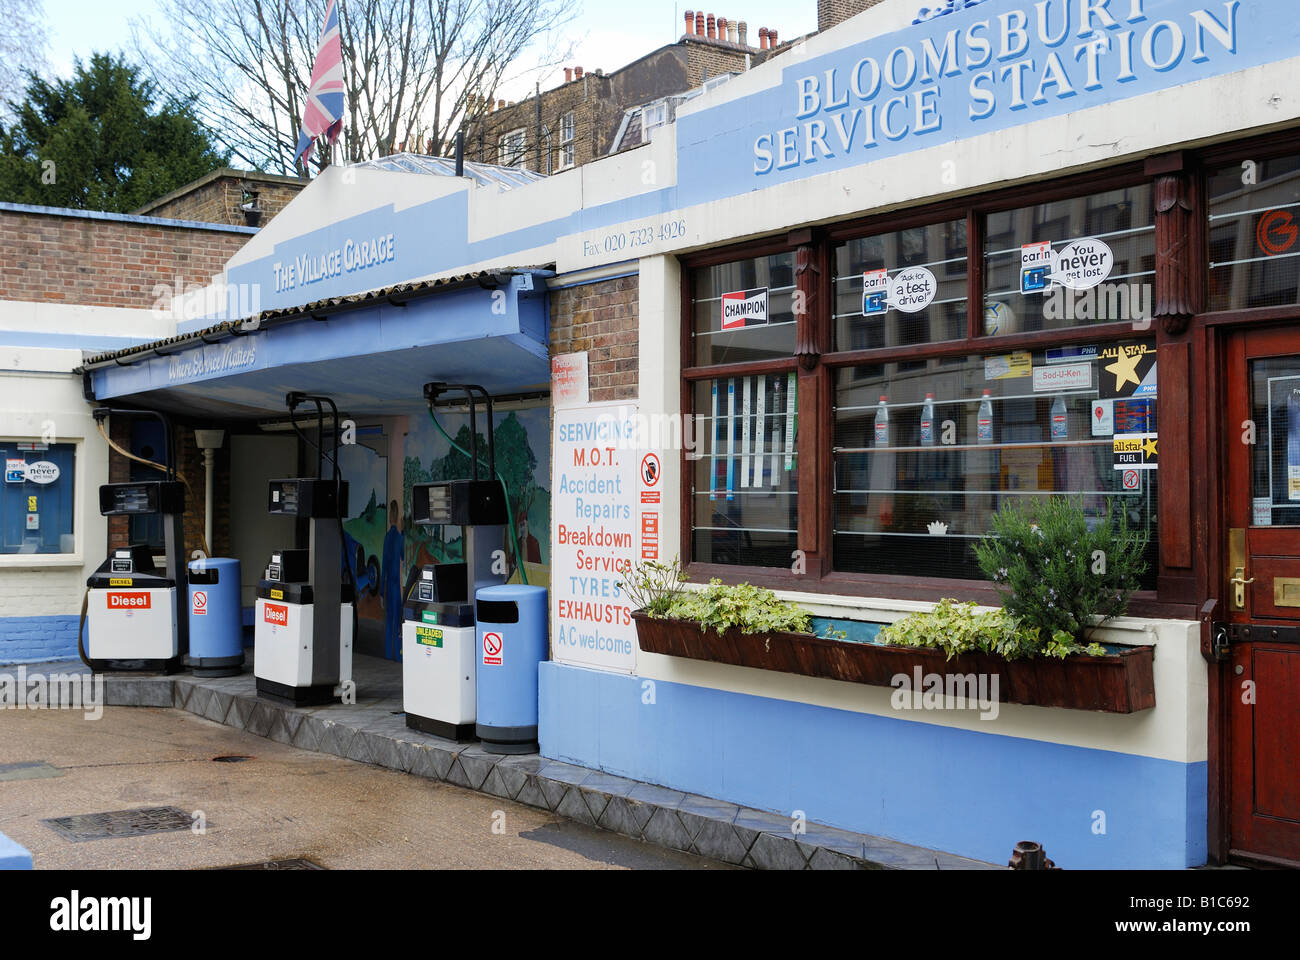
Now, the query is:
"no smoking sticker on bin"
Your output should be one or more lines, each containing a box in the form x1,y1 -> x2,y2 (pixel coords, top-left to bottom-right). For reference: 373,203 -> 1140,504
482,631 -> 503,666
192,591 -> 208,616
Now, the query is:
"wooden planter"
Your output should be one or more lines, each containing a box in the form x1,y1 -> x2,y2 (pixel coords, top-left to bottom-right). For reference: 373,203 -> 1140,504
631,611 -> 1156,714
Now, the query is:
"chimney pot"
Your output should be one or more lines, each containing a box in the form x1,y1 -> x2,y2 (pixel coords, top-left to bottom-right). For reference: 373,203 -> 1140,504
706,14 -> 715,39
759,27 -> 768,49
685,10 -> 694,34
575,65 -> 584,79
770,29 -> 778,46
718,16 -> 727,38
497,99 -> 505,110
564,67 -> 573,82
738,20 -> 748,45
695,11 -> 705,34
728,21 -> 738,43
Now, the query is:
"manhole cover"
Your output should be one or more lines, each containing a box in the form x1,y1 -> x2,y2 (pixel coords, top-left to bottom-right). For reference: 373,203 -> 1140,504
212,755 -> 253,763
42,806 -> 197,843
216,858 -> 325,870
0,761 -> 63,782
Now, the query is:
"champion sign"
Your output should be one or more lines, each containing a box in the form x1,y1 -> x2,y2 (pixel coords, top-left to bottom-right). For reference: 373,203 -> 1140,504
720,287 -> 769,329
107,592 -> 151,610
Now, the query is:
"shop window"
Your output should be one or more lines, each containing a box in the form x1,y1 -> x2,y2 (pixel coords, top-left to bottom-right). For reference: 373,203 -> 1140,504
831,345 -> 1158,585
983,185 -> 1155,335
1207,153 -> 1300,312
833,219 -> 967,352
689,374 -> 799,568
1,442 -> 77,555
690,252 -> 796,367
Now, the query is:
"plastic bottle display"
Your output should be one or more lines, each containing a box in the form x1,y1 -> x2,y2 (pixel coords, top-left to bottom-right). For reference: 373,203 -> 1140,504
874,396 -> 889,447
977,390 -> 995,445
920,393 -> 936,447
1050,395 -> 1068,441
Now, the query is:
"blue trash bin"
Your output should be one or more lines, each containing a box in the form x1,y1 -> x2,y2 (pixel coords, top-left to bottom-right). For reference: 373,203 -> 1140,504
188,557 -> 244,677
475,584 -> 548,754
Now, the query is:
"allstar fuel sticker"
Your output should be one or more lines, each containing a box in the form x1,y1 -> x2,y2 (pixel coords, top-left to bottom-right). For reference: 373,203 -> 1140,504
1113,433 -> 1159,471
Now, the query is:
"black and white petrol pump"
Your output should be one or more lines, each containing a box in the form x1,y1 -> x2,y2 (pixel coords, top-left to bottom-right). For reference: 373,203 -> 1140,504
402,382 -> 509,740
254,392 -> 355,705
83,407 -> 188,674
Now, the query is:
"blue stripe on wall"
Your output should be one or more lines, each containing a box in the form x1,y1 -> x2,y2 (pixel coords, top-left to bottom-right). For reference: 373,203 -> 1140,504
0,615 -> 81,664
539,661 -> 1207,869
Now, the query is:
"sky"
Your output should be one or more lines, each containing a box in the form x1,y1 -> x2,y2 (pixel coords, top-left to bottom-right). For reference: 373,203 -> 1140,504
44,0 -> 819,100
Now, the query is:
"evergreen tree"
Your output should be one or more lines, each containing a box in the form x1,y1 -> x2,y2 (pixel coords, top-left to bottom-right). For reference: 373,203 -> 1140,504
0,53 -> 228,212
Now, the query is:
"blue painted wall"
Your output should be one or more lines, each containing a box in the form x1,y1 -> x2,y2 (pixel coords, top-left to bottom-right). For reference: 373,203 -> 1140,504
539,661 -> 1207,869
0,615 -> 81,664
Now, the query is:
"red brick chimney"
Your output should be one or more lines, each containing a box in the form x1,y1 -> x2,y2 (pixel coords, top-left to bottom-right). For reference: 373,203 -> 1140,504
564,67 -> 573,82
574,66 -> 584,79
685,9 -> 695,34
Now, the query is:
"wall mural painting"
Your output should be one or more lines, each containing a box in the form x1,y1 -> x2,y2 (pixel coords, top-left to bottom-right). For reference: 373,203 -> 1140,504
402,404 -> 552,592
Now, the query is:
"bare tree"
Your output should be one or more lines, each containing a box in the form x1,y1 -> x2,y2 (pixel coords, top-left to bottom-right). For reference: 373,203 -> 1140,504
0,0 -> 50,118
131,0 -> 578,176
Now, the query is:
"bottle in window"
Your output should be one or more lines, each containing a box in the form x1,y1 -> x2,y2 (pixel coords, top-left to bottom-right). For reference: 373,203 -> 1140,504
920,393 -> 935,447
977,390 -> 994,445
1050,395 -> 1068,441
874,396 -> 889,448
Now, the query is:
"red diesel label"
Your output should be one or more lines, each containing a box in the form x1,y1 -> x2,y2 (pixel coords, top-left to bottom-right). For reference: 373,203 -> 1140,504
263,603 -> 289,626
107,592 -> 151,610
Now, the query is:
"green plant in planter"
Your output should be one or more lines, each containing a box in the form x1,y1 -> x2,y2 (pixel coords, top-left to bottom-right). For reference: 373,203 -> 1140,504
664,579 -> 813,636
617,557 -> 689,617
879,598 -> 1107,661
974,496 -> 1148,646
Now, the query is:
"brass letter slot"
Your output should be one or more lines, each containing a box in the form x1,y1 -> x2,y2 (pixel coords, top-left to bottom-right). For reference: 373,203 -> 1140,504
1275,577 -> 1300,608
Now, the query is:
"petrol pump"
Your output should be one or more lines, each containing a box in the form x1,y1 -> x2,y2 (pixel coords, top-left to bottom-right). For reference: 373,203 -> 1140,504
254,393 -> 355,705
82,408 -> 188,673
402,382 -> 508,740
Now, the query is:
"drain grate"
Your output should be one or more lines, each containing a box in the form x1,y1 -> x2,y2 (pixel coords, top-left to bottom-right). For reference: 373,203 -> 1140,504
217,858 -> 325,870
211,755 -> 253,763
0,761 -> 63,782
41,806 -> 197,843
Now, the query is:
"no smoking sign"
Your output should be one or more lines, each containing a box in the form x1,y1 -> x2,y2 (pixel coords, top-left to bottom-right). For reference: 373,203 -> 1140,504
1122,469 -> 1141,492
192,591 -> 208,616
482,630 -> 503,666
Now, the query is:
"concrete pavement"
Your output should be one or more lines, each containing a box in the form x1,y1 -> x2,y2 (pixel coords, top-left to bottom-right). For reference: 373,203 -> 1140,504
0,706 -> 733,870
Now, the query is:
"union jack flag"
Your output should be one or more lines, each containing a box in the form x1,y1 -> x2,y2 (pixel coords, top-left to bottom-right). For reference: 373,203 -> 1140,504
294,0 -> 344,167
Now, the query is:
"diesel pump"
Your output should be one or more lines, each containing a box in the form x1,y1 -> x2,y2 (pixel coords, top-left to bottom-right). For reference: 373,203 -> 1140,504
253,392 -> 355,705
82,407 -> 188,673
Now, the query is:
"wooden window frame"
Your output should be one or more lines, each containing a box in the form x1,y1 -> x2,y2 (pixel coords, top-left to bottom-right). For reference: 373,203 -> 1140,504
680,159 -> 1201,618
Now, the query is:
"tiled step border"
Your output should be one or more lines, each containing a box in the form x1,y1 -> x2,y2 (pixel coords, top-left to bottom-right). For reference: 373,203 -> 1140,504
96,670 -> 999,870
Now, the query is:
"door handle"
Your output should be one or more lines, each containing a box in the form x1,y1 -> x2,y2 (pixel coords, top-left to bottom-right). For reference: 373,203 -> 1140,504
1231,567 -> 1255,609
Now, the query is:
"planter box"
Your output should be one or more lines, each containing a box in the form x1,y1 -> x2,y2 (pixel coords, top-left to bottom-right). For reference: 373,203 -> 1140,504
631,612 -> 1156,714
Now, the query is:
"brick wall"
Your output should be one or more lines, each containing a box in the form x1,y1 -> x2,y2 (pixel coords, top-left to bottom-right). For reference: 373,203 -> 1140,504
818,0 -> 885,32
139,174 -> 304,227
550,276 -> 640,402
0,615 -> 81,663
0,208 -> 250,309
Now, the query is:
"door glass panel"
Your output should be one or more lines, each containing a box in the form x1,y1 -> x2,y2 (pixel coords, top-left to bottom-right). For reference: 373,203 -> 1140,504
1249,357 -> 1300,527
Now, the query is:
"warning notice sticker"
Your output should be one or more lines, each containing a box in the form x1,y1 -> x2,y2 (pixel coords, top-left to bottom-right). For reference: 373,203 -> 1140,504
482,630 -> 503,666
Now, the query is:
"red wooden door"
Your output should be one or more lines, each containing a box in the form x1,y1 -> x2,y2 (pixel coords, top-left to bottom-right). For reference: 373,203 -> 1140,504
1224,326 -> 1300,867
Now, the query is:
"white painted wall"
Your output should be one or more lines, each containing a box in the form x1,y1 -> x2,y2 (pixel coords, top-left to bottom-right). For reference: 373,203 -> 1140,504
0,355 -> 109,617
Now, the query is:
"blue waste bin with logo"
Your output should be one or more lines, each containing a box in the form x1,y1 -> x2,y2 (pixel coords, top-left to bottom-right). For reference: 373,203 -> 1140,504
475,584 -> 547,754
188,557 -> 244,677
